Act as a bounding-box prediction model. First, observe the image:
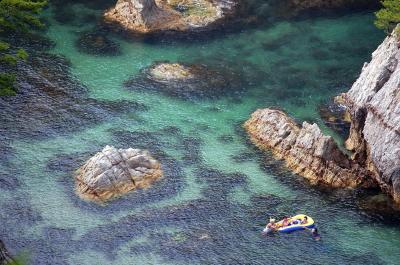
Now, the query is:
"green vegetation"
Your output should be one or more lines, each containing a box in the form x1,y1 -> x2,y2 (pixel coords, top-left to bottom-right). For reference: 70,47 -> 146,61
375,0 -> 400,34
0,0 -> 46,96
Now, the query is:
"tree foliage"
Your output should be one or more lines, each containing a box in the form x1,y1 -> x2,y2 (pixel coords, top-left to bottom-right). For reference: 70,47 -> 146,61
0,0 -> 46,96
375,0 -> 400,34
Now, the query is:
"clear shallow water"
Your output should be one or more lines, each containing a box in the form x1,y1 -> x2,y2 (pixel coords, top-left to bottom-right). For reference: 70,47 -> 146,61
1,1 -> 399,264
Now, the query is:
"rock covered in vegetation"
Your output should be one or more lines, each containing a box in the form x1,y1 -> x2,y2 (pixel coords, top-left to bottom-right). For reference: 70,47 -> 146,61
125,62 -> 241,99
338,27 -> 400,205
244,108 -> 372,188
75,145 -> 162,202
104,0 -> 237,33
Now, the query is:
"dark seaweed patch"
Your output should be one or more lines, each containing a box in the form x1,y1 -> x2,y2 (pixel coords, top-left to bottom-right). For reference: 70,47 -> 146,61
217,134 -> 235,144
76,30 -> 121,56
0,53 -> 146,142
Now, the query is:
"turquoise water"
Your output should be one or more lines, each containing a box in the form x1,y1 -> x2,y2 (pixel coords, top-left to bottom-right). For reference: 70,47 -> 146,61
1,1 -> 399,264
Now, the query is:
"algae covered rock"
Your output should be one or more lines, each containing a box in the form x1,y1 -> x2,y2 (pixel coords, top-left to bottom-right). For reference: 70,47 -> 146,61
75,145 -> 163,202
125,62 -> 241,99
76,31 -> 121,56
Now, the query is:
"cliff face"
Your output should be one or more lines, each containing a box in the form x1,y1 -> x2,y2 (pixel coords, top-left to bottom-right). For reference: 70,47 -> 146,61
244,109 -> 372,188
339,28 -> 400,204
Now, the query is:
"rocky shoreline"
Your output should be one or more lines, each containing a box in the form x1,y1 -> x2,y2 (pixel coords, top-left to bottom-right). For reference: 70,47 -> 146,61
245,27 -> 400,205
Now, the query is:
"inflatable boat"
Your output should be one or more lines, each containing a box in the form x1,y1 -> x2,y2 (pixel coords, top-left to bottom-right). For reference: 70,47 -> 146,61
276,214 -> 314,233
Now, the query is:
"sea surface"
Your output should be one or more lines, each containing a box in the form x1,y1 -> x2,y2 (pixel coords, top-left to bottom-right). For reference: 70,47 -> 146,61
1,1 -> 399,264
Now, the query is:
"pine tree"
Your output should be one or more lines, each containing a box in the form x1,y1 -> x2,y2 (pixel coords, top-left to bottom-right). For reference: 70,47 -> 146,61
0,0 -> 46,96
375,0 -> 400,34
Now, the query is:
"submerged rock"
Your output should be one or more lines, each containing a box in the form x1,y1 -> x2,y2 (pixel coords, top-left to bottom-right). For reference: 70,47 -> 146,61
75,145 -> 163,202
244,108 -> 372,188
338,27 -> 400,205
104,0 -> 237,33
125,62 -> 241,99
76,31 -> 121,56
279,0 -> 379,17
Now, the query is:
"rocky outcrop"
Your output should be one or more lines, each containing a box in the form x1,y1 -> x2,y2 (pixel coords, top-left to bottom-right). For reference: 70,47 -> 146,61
125,62 -> 242,99
244,108 -> 372,188
0,240 -> 13,265
245,27 -> 400,206
338,27 -> 400,205
75,145 -> 163,202
104,0 -> 236,33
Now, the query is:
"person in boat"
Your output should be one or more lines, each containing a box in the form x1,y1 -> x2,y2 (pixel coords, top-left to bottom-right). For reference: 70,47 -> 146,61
282,216 -> 290,227
290,219 -> 300,225
301,216 -> 308,224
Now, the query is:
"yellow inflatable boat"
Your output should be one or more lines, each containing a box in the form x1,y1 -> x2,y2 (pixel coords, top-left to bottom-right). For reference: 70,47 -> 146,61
276,214 -> 315,233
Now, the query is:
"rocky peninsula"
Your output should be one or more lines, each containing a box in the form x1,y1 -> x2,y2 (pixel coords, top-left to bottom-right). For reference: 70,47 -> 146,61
104,0 -> 237,33
75,145 -> 163,202
244,108 -> 372,188
245,27 -> 400,205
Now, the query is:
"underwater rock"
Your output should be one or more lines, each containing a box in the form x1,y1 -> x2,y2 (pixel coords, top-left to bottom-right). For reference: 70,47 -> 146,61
104,0 -> 237,33
75,145 -> 162,202
279,0 -> 379,17
76,31 -> 121,56
338,26 -> 400,205
244,108 -> 373,188
125,62 -> 241,99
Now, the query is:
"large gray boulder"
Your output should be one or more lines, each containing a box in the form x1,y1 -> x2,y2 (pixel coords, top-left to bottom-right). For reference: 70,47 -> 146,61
339,27 -> 400,205
75,145 -> 163,202
244,108 -> 372,188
